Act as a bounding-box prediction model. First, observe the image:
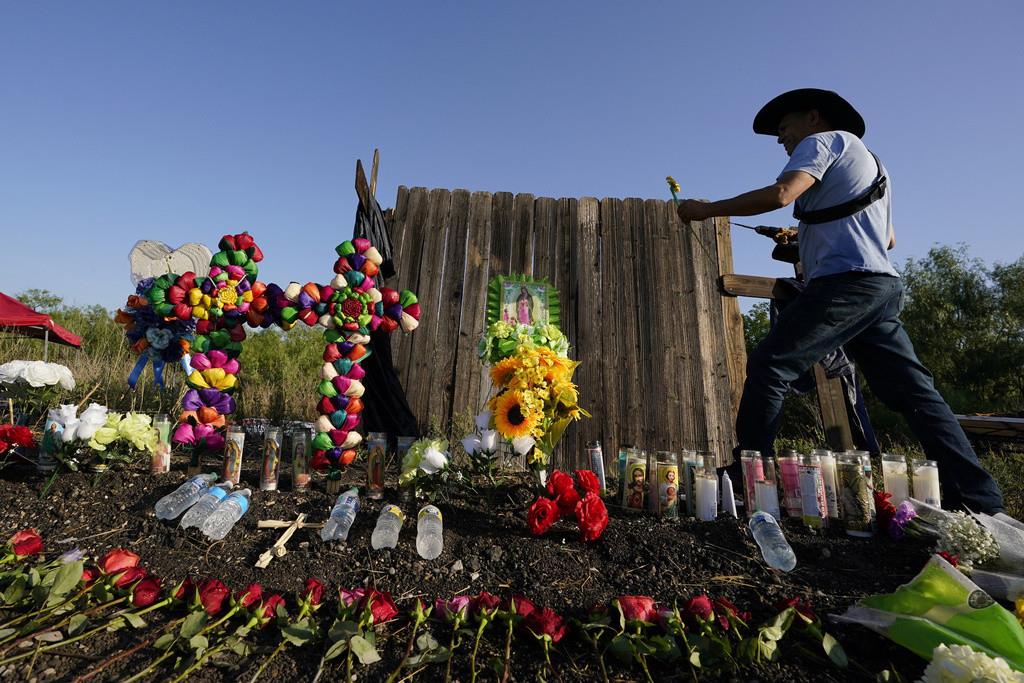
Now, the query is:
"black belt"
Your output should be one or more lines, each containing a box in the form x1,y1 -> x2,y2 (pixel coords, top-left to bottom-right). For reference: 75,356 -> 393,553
793,152 -> 887,225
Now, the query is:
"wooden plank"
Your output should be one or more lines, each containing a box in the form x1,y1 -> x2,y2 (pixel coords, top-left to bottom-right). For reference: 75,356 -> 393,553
638,199 -> 665,451
455,192 -> 494,424
646,199 -> 681,454
390,187 -> 430,389
404,188 -> 452,432
715,217 -> 747,429
574,197 -> 602,473
599,198 -> 623,472
614,198 -> 643,449
533,197 -> 558,285
720,273 -> 786,299
511,193 -> 535,276
428,189 -> 471,433
674,211 -> 712,455
814,365 -> 854,451
557,198 -> 580,470
489,192 -> 515,277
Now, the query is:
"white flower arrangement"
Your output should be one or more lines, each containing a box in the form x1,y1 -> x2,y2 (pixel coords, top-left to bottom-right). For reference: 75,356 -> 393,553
935,510 -> 1000,570
919,643 -> 1024,682
0,360 -> 75,391
399,437 -> 451,486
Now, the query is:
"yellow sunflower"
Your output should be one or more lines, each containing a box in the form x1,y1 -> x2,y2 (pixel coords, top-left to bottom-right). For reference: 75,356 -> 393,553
492,390 -> 541,439
490,357 -> 520,387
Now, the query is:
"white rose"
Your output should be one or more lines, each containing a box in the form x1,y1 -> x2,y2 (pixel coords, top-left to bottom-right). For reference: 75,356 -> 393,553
0,360 -> 28,384
419,447 -> 449,474
53,364 -> 75,391
74,404 -> 109,440
52,404 -> 78,427
512,435 -> 536,456
474,410 -> 492,431
480,429 -> 498,452
21,361 -> 60,387
461,435 -> 481,455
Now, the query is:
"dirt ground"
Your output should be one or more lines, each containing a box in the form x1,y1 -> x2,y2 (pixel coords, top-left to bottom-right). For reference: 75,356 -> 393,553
0,455 -> 933,682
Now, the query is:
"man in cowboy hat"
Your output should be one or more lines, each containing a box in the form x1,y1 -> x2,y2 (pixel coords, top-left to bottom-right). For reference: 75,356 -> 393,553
675,88 -> 1004,513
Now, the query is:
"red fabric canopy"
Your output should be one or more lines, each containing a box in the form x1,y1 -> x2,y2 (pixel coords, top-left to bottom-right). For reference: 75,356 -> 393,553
0,292 -> 82,348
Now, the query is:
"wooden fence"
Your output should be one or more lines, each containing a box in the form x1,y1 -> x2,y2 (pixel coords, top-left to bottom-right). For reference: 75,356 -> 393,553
383,186 -> 746,472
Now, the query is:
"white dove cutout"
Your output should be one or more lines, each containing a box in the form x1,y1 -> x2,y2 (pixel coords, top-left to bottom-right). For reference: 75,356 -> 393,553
128,240 -> 213,285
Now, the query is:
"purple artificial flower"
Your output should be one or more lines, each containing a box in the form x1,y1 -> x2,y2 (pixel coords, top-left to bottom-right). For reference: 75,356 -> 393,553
889,501 -> 918,540
182,388 -> 237,415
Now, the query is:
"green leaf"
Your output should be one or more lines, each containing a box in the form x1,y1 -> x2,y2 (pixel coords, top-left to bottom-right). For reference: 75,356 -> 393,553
323,638 -> 349,662
154,633 -> 176,650
282,624 -> 315,647
328,620 -> 358,641
3,575 -> 28,605
408,646 -> 450,666
226,636 -> 251,656
608,634 -> 635,664
415,632 -> 439,652
189,634 -> 208,654
349,635 -> 381,665
180,611 -> 208,639
822,632 -> 848,668
124,612 -> 146,629
0,628 -> 14,640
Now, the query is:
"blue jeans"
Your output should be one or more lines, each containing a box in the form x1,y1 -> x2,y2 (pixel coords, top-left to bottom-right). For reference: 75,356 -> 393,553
735,271 -> 1004,513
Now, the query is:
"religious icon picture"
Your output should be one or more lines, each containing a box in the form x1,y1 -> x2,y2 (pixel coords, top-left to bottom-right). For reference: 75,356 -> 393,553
486,275 -> 560,329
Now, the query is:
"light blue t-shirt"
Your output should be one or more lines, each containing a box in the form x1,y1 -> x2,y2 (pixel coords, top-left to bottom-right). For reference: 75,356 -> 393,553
779,131 -> 898,281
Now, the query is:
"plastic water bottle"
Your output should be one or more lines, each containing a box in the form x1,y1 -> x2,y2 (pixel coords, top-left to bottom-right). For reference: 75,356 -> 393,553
416,505 -> 444,560
200,489 -> 252,540
321,488 -> 360,542
155,473 -> 218,520
179,484 -> 232,529
748,511 -> 797,572
370,504 -> 405,550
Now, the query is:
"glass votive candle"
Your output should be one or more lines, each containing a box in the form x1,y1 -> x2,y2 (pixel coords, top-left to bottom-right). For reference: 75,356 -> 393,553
881,454 -> 910,506
911,459 -> 941,507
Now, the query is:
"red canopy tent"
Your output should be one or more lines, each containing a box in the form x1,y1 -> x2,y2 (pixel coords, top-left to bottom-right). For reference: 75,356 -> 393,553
0,292 -> 82,359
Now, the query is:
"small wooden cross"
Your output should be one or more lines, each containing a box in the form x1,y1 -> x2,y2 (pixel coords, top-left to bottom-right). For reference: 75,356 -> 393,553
255,513 -> 323,568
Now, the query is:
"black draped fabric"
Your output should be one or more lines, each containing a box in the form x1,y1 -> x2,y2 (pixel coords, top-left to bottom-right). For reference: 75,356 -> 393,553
354,196 -> 419,437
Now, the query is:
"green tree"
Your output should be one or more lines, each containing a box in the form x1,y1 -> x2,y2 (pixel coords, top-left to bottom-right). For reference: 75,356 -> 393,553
16,289 -> 64,313
742,301 -> 770,354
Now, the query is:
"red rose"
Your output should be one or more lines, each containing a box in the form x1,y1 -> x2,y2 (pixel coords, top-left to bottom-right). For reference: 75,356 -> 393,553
471,591 -> 502,616
511,595 -> 536,619
684,595 -> 714,622
132,576 -> 162,607
174,577 -> 196,602
99,548 -> 140,575
236,583 -> 263,608
938,551 -> 960,567
302,578 -> 325,606
0,439 -> 8,454
574,492 -> 609,542
260,594 -> 286,625
545,470 -> 574,497
617,595 -> 656,623
555,487 -> 581,516
874,491 -> 896,535
524,606 -> 567,643
574,470 -> 601,495
364,589 -> 398,623
114,566 -> 148,589
9,529 -> 43,558
775,596 -> 816,623
198,579 -> 231,615
80,566 -> 100,586
10,426 -> 34,448
526,497 -> 560,536
711,596 -> 750,630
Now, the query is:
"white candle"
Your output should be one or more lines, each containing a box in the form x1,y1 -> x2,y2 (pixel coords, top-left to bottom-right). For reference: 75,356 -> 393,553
720,472 -> 737,518
696,475 -> 718,521
912,460 -> 941,507
754,480 -> 781,520
881,455 -> 910,506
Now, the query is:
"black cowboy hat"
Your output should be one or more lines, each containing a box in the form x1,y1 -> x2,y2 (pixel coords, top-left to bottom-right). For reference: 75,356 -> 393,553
753,88 -> 865,138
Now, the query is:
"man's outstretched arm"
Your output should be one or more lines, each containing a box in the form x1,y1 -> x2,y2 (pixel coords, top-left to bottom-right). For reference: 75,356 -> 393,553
675,171 -> 816,222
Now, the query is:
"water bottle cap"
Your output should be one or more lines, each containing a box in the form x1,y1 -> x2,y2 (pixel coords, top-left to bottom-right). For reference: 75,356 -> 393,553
419,505 -> 442,521
383,504 -> 406,522
232,491 -> 250,515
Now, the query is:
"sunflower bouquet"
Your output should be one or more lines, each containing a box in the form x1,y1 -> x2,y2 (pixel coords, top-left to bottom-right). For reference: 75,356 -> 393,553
486,344 -> 588,473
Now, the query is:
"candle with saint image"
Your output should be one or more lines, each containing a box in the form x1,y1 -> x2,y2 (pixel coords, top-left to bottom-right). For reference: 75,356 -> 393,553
259,427 -> 283,491
777,452 -> 802,517
881,454 -> 910,506
151,414 -> 172,474
291,429 -> 311,491
911,459 -> 941,507
222,426 -> 245,483
740,450 -> 763,518
814,449 -> 840,519
754,479 -> 781,519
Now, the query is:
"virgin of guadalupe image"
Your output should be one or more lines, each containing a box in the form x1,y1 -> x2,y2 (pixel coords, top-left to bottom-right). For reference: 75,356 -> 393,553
516,286 -> 531,324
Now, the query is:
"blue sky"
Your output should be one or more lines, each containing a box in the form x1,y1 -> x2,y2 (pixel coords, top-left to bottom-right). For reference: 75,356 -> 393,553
2,2 -> 1022,313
